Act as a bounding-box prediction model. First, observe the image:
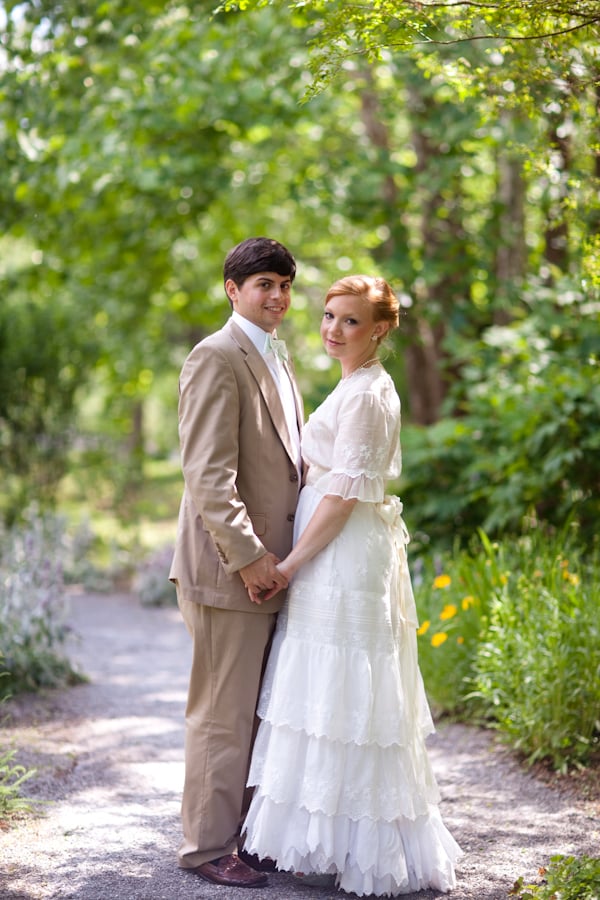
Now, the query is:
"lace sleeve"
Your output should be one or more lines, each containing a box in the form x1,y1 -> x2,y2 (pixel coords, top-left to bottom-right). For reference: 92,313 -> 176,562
314,389 -> 399,502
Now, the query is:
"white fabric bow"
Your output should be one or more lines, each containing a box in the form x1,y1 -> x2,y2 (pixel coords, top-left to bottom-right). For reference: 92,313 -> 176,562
376,495 -> 410,547
264,332 -> 289,362
377,494 -> 418,627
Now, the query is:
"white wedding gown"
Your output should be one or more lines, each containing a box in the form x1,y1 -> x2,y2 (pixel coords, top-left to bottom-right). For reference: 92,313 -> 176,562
243,365 -> 462,896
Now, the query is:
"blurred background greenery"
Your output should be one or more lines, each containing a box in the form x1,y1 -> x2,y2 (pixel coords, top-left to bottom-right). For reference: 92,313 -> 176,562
0,1 -> 598,775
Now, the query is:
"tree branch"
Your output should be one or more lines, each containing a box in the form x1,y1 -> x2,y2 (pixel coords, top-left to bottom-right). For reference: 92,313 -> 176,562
392,18 -> 600,46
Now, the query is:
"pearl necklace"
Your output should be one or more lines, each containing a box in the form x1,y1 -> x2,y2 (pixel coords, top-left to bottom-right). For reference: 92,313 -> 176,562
343,357 -> 382,379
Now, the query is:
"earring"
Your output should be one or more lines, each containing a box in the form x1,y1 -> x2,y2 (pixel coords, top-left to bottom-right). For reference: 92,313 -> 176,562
371,335 -> 378,341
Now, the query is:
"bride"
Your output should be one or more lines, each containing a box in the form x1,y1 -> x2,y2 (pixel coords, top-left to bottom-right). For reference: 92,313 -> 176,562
243,274 -> 462,897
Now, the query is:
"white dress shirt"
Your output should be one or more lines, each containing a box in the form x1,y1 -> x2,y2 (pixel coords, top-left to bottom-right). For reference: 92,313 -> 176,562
231,312 -> 301,473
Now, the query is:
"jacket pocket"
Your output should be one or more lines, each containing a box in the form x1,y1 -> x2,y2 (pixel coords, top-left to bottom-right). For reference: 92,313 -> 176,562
249,513 -> 266,536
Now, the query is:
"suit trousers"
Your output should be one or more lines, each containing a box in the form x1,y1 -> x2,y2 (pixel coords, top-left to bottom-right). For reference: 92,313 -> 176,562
177,595 -> 276,869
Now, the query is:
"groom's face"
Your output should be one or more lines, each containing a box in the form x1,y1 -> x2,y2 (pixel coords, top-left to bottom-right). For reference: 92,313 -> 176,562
226,272 -> 292,333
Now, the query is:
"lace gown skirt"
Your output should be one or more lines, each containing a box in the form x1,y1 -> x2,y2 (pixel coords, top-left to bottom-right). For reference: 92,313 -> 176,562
243,483 -> 462,897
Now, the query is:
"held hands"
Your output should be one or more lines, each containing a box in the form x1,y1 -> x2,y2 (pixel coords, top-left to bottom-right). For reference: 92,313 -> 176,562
240,553 -> 289,605
252,561 -> 296,603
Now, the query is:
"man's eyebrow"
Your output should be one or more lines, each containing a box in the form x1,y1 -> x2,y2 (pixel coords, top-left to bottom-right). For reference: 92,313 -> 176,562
258,276 -> 290,283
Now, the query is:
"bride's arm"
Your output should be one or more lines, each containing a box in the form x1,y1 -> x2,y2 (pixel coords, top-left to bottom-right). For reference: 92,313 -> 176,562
248,494 -> 357,603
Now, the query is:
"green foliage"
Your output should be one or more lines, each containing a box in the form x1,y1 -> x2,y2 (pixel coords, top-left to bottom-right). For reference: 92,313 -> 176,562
471,532 -> 600,771
231,0 -> 600,111
0,667 -> 37,820
411,539 -> 495,715
0,0 -> 377,476
0,296 -> 96,523
0,744 -> 36,820
414,525 -> 600,770
1,0 -> 599,551
402,277 -> 600,547
511,854 -> 600,900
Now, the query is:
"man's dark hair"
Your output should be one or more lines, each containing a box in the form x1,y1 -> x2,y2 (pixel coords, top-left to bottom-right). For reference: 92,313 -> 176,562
223,237 -> 296,290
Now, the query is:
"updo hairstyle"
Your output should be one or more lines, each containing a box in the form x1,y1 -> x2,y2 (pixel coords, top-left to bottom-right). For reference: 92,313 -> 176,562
325,275 -> 399,344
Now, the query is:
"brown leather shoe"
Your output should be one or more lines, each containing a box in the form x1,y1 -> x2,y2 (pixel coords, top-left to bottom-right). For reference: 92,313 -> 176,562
237,848 -> 278,872
192,854 -> 268,887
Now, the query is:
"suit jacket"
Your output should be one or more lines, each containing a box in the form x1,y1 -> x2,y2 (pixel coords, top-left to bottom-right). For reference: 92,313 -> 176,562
169,319 -> 303,614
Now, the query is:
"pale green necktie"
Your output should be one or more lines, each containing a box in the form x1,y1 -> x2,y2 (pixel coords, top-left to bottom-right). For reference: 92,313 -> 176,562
264,332 -> 289,362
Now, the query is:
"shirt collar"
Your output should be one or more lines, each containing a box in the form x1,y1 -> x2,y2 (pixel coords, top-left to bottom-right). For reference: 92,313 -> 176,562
231,311 -> 274,356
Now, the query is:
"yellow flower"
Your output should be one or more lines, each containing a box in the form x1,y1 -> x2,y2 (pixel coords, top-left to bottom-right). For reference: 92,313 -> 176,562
560,559 -> 569,568
440,604 -> 458,621
433,574 -> 451,589
499,573 -> 508,585
457,636 -> 464,645
417,620 -> 430,636
568,573 -> 580,586
431,632 -> 448,647
562,569 -> 571,581
461,596 -> 475,610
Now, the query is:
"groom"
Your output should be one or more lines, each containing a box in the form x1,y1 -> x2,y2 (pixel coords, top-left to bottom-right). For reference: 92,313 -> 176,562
169,237 -> 303,887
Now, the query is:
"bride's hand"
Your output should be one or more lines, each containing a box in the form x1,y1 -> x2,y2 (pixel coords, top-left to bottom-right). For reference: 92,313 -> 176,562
248,563 -> 292,604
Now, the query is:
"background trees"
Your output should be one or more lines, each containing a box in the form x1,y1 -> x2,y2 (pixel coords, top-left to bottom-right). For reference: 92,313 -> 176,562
0,0 -> 598,546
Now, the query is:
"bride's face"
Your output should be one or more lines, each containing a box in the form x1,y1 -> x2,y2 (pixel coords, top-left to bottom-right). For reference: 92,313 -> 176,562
320,293 -> 386,374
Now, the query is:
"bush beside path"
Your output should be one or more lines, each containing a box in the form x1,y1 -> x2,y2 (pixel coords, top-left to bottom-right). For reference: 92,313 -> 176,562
0,591 -> 598,900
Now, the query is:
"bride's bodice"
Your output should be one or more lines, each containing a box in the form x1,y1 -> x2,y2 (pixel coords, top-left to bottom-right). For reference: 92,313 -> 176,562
302,366 -> 401,502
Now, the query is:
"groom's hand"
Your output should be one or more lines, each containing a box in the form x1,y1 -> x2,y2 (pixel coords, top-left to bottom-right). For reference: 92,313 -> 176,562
240,553 -> 288,604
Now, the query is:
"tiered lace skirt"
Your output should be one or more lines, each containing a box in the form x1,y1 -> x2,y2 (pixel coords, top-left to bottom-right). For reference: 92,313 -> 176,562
243,486 -> 462,896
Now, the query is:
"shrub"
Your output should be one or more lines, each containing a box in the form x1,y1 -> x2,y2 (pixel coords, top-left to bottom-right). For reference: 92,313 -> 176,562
510,854 -> 600,900
0,510 -> 83,694
471,532 -> 600,771
412,527 -> 516,715
414,524 -> 600,770
0,298 -> 96,525
401,278 -> 600,550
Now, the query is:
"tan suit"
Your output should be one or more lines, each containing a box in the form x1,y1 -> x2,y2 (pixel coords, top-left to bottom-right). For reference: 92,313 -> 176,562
169,318 -> 302,868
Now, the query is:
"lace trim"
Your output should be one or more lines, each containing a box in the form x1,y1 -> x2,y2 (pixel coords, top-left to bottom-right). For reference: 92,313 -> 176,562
310,469 -> 385,502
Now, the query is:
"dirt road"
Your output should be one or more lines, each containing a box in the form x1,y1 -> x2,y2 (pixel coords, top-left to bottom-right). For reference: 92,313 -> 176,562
1,590 -> 597,899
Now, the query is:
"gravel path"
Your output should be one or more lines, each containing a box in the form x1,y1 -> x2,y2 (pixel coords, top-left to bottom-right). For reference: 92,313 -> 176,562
1,590 -> 598,900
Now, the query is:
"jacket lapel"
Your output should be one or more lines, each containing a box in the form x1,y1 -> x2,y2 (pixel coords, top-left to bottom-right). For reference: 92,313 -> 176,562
228,320 -> 300,466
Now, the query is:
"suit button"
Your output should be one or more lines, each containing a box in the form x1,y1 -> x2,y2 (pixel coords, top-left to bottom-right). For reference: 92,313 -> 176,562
289,472 -> 299,482
287,514 -> 295,522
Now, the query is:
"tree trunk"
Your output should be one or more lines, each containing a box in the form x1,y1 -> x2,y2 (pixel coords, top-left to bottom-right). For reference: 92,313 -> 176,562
544,113 -> 571,272
495,124 -> 526,323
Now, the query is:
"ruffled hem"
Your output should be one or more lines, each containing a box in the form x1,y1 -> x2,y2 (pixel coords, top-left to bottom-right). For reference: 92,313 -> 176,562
248,721 -> 440,820
243,795 -> 462,897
